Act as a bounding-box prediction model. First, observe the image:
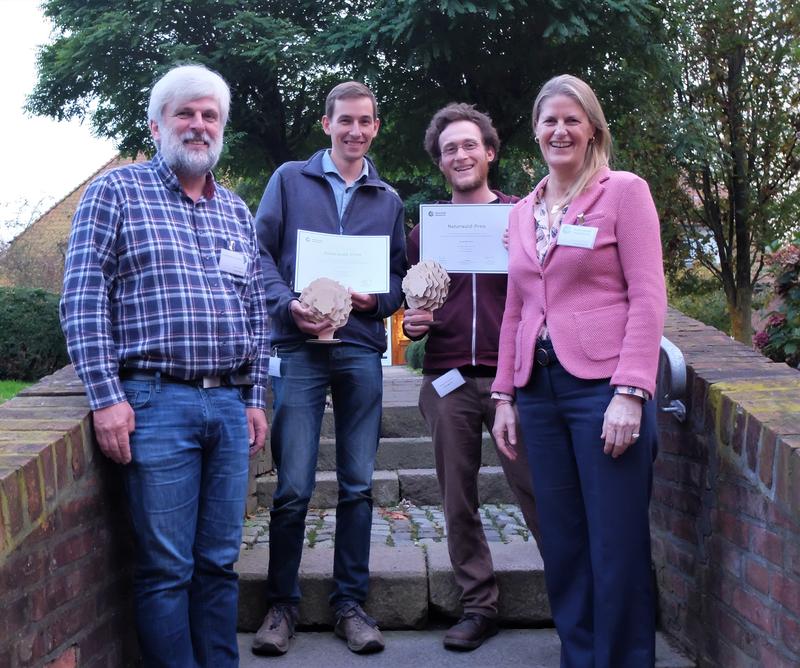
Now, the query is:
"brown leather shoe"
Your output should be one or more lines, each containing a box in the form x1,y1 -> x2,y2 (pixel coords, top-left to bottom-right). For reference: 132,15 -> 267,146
252,604 -> 298,656
334,603 -> 385,654
443,613 -> 499,651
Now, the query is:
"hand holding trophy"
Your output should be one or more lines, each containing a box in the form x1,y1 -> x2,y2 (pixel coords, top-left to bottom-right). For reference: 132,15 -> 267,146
402,260 -> 450,332
298,277 -> 353,343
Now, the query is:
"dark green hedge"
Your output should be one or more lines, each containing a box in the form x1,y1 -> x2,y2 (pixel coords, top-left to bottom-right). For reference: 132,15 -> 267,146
0,287 -> 69,381
405,336 -> 426,370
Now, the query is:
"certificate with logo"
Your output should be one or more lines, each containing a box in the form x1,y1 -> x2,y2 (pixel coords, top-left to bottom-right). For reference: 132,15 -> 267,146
419,204 -> 512,273
294,230 -> 390,293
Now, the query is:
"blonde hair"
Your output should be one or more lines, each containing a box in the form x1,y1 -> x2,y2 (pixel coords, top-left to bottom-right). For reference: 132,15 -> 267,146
532,74 -> 611,209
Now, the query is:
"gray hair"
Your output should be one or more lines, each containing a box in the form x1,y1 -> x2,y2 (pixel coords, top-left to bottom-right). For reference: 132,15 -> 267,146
148,64 -> 231,127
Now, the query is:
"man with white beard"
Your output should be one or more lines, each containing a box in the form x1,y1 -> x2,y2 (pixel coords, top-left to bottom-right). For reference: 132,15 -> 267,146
60,64 -> 269,667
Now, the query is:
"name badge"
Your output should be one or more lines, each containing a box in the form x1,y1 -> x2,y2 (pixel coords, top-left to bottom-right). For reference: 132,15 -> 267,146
268,356 -> 281,377
432,368 -> 466,398
219,248 -> 248,277
557,224 -> 597,249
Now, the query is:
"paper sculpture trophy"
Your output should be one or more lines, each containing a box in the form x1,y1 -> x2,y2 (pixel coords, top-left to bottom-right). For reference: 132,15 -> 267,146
299,277 -> 353,343
402,260 -> 450,324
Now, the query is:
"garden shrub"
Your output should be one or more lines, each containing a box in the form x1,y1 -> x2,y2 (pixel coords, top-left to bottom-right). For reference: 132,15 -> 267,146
0,287 -> 70,380
754,239 -> 800,368
405,336 -> 427,370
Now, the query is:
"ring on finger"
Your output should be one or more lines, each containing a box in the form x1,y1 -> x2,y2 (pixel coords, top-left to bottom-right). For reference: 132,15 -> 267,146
632,432 -> 640,439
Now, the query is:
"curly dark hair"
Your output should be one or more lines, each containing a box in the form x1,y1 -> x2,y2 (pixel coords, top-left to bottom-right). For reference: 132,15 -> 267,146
423,103 -> 500,164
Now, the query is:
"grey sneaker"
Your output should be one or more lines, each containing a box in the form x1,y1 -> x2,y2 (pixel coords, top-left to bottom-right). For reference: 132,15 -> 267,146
252,604 -> 298,656
334,603 -> 385,654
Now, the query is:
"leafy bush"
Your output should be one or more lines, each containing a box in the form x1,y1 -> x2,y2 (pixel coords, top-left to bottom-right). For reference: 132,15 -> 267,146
754,239 -> 800,368
668,269 -> 731,334
405,336 -> 427,370
0,287 -> 69,380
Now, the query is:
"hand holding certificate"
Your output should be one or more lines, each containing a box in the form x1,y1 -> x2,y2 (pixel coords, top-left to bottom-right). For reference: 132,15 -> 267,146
419,204 -> 513,273
294,230 -> 391,293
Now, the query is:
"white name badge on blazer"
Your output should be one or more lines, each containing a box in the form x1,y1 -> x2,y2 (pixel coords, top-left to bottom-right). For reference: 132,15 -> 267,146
557,224 -> 597,249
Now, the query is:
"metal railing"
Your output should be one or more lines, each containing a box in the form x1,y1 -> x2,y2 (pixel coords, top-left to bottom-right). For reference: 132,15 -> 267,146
657,336 -> 687,422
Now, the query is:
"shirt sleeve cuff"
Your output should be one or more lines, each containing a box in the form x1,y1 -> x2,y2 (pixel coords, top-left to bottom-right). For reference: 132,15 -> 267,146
244,384 -> 267,409
87,376 -> 126,411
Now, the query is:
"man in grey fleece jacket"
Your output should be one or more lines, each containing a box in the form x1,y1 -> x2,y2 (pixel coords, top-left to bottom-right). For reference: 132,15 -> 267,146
253,82 -> 406,657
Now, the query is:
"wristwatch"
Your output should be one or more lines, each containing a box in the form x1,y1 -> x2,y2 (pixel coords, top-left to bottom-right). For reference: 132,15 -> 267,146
613,385 -> 649,401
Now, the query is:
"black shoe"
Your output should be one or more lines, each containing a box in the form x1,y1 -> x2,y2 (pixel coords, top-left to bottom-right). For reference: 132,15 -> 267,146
443,613 -> 498,651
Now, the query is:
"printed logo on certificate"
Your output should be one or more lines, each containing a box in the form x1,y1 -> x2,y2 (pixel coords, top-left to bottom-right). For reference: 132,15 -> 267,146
294,230 -> 391,293
419,204 -> 513,274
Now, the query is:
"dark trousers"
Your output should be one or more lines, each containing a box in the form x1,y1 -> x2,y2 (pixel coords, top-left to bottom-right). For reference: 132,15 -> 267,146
516,342 -> 656,668
420,374 -> 541,617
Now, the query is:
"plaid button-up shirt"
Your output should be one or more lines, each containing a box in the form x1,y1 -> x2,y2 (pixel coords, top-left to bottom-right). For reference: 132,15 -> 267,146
60,153 -> 269,410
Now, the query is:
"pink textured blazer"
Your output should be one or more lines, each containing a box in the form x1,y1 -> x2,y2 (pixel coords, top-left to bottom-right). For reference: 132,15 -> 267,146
491,167 -> 666,397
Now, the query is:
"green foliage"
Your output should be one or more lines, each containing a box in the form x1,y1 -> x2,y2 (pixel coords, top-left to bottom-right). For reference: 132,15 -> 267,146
0,380 -> 32,404
0,288 -> 70,381
28,0 -> 662,200
754,239 -> 800,367
649,0 -> 800,343
668,271 -> 732,334
405,336 -> 427,370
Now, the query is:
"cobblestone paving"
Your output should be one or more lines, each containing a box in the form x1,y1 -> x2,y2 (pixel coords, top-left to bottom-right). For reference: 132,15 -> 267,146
242,501 -> 532,550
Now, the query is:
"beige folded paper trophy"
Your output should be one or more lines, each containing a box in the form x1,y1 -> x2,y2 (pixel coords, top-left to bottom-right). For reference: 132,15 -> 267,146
402,259 -> 450,326
299,277 -> 353,343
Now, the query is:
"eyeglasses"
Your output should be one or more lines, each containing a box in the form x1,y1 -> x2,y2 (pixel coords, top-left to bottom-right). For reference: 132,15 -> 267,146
441,140 -> 482,157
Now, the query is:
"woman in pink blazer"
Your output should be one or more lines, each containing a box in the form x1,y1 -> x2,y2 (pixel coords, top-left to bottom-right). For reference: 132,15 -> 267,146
491,75 -> 666,667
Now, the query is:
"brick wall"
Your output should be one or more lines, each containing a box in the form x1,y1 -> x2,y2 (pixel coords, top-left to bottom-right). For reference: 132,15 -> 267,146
654,309 -> 800,667
0,367 -> 138,667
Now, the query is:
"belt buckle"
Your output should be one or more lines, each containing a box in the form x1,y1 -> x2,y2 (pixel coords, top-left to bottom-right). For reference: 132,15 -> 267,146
535,348 -> 550,367
202,376 -> 221,389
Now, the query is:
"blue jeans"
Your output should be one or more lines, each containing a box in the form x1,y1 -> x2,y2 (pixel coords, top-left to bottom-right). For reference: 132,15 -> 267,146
516,340 -> 657,668
266,342 -> 382,609
120,377 -> 249,668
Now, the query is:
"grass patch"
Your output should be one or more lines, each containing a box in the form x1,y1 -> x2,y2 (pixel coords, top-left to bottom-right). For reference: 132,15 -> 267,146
0,380 -> 31,404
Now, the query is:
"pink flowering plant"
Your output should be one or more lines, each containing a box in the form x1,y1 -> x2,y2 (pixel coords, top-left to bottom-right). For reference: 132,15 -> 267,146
754,238 -> 800,367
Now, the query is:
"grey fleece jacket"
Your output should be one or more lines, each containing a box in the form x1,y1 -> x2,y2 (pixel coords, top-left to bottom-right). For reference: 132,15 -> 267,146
255,149 -> 407,352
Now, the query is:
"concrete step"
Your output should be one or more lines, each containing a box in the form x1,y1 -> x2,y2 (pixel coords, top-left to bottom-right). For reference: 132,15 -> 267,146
238,629 -> 695,668
237,541 -> 549,631
315,433 -> 499,471
256,465 -> 517,508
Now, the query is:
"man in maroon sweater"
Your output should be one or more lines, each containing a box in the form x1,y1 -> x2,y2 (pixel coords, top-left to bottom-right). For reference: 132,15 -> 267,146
404,104 -> 540,651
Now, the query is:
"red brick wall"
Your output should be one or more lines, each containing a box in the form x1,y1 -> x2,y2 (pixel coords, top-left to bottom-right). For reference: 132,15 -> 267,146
0,367 -> 138,667
654,309 -> 800,667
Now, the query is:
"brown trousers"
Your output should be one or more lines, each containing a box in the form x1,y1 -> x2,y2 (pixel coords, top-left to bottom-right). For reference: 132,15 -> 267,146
419,375 -> 541,617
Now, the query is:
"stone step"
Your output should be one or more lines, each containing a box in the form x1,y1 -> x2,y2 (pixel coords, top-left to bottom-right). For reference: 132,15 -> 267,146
315,433 -> 499,471
237,630 -> 695,668
256,466 -> 517,508
321,405 -> 430,439
237,541 -> 549,631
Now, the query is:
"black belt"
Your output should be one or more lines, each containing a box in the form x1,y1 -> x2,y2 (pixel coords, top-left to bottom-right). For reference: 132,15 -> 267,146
534,340 -> 558,367
120,368 -> 253,388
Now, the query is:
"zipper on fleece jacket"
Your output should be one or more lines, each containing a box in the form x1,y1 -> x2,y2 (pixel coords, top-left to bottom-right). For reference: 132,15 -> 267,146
471,273 -> 477,366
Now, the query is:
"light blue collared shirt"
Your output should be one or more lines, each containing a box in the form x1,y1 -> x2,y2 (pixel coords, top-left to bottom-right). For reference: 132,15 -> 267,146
321,150 -> 370,232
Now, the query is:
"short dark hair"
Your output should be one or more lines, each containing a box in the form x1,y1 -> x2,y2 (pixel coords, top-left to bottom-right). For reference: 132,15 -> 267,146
325,81 -> 378,119
424,103 -> 501,163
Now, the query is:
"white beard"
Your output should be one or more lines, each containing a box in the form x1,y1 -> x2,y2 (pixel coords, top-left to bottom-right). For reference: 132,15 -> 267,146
159,127 -> 222,178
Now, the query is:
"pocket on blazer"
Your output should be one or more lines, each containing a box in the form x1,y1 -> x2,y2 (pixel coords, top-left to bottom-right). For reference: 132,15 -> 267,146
573,304 -> 627,361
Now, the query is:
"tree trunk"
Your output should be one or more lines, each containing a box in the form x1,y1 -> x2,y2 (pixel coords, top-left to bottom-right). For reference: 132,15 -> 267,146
728,285 -> 753,344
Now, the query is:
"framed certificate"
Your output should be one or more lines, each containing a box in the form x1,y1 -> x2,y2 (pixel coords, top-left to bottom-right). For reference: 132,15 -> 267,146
419,204 -> 512,273
294,229 -> 390,293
